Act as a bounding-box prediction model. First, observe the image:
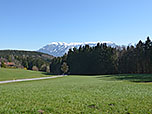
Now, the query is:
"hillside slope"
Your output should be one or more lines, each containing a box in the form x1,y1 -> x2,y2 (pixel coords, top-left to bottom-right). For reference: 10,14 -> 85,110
0,50 -> 54,71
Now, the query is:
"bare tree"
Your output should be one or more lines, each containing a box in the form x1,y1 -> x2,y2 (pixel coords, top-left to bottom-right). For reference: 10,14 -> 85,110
61,62 -> 69,75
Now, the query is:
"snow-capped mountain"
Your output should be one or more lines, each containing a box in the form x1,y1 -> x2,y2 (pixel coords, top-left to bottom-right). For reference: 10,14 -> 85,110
38,41 -> 116,57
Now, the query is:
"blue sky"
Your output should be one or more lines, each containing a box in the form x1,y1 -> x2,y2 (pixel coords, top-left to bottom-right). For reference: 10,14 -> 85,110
0,0 -> 152,50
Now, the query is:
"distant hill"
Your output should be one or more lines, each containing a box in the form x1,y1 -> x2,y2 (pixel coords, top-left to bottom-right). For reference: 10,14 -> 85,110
0,50 -> 54,71
38,41 -> 116,57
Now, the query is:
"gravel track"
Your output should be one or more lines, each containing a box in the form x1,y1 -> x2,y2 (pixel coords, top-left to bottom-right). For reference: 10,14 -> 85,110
0,75 -> 64,84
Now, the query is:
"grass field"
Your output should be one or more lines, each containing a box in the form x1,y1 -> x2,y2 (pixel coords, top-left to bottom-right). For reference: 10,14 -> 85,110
0,71 -> 152,113
0,68 -> 51,81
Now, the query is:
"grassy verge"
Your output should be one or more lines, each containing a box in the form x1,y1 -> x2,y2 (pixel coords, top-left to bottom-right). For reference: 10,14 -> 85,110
0,68 -> 52,81
0,75 -> 152,113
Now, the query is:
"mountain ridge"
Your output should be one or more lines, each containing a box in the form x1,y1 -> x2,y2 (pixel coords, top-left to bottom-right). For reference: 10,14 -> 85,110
38,41 -> 116,57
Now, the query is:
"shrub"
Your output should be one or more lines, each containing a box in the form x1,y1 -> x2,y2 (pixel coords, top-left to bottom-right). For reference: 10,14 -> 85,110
32,66 -> 39,71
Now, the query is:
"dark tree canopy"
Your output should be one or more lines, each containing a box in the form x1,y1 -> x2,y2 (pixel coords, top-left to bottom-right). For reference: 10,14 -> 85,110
50,37 -> 152,75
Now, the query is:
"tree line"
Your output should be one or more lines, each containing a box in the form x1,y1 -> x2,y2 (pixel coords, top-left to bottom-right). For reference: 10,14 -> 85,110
50,37 -> 152,75
0,50 -> 54,72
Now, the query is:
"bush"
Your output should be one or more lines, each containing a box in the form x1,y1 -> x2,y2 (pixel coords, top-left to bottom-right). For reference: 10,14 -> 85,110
32,66 -> 39,71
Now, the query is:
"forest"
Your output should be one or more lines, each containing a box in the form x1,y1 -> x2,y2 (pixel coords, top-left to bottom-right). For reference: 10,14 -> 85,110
1,37 -> 152,75
50,37 -> 152,75
0,50 -> 54,72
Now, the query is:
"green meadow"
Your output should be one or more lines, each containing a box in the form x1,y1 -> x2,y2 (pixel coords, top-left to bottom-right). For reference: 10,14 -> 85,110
0,68 -> 51,81
0,69 -> 152,114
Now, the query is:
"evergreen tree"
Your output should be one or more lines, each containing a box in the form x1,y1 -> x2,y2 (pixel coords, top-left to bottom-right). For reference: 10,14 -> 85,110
50,37 -> 152,75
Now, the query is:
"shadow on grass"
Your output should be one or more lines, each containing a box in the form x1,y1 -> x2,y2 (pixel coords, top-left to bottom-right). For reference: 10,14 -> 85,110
42,72 -> 55,75
96,74 -> 152,83
42,72 -> 152,83
70,74 -> 99,76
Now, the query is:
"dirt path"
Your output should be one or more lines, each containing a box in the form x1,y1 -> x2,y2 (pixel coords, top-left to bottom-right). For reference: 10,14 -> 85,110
0,75 -> 64,84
